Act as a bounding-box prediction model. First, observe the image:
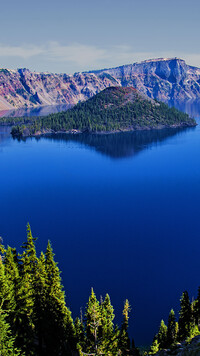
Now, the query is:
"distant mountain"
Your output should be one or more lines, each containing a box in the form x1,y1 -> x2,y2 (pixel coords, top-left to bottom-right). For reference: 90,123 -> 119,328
10,87 -> 196,138
91,58 -> 200,103
1,58 -> 200,110
0,68 -> 119,110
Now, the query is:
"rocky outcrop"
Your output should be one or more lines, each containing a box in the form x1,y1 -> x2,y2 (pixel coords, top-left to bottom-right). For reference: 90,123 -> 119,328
1,58 -> 200,109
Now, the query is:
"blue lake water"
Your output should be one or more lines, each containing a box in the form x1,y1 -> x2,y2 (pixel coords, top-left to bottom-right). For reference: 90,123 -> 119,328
0,108 -> 200,346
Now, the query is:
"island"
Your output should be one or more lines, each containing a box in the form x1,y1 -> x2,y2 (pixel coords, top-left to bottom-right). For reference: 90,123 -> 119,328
7,86 -> 196,138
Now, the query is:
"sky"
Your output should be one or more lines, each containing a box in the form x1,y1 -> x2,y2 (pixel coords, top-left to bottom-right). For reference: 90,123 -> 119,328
1,0 -> 200,73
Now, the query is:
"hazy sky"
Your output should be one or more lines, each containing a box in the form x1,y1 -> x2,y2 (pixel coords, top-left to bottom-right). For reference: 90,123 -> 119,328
1,0 -> 200,73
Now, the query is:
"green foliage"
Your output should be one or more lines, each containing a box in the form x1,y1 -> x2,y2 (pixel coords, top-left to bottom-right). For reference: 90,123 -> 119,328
44,240 -> 75,355
74,316 -> 85,350
193,286 -> 200,326
157,319 -> 168,349
0,225 -> 77,356
167,309 -> 178,347
5,87 -> 195,138
4,223 -> 200,356
0,309 -> 21,356
186,324 -> 200,343
100,293 -> 115,338
149,339 -> 160,355
119,299 -> 131,355
178,291 -> 192,341
85,288 -> 102,353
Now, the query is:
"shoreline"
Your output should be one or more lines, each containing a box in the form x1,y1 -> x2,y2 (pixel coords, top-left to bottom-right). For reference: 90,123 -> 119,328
12,121 -> 197,139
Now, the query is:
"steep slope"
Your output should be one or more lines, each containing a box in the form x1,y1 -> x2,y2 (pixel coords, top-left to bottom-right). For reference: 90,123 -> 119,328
1,58 -> 200,109
0,68 -> 120,109
91,58 -> 200,102
10,87 -> 196,137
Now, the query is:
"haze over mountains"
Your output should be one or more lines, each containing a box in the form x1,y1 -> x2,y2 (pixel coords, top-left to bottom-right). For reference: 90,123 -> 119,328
1,58 -> 200,110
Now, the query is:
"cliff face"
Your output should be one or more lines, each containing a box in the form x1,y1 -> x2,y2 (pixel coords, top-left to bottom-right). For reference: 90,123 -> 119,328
0,68 -> 120,109
92,58 -> 200,103
1,58 -> 200,109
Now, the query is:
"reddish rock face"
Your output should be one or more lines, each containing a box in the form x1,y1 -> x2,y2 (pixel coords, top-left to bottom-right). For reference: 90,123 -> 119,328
1,58 -> 200,109
0,68 -> 121,109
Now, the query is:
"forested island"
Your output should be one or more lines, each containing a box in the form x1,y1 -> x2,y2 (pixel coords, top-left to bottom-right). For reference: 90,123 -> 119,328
0,87 -> 196,138
1,225 -> 200,355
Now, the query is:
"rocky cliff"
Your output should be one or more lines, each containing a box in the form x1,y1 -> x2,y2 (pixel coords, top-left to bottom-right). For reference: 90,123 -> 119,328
1,58 -> 200,110
0,68 -> 120,110
91,58 -> 200,103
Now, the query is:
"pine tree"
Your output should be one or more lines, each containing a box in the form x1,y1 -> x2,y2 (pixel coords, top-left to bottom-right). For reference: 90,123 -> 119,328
157,320 -> 167,349
74,316 -> 85,351
14,223 -> 38,355
167,309 -> 177,347
193,286 -> 200,326
119,299 -> 131,355
101,293 -> 115,338
14,264 -> 35,354
21,223 -> 38,277
0,254 -> 14,314
3,247 -> 20,343
0,251 -> 20,355
100,293 -> 115,354
85,288 -> 101,354
178,291 -> 192,340
149,339 -> 159,355
0,308 -> 20,356
33,252 -> 47,356
44,240 -> 75,355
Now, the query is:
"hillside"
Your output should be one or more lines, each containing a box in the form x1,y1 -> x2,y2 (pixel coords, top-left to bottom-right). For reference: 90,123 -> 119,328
10,87 -> 196,138
1,58 -> 200,110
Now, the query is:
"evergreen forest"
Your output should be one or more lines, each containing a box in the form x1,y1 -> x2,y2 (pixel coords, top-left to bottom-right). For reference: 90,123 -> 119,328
1,224 -> 200,356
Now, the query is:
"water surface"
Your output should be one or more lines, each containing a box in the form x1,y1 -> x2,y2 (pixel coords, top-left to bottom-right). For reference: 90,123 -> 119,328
0,113 -> 200,346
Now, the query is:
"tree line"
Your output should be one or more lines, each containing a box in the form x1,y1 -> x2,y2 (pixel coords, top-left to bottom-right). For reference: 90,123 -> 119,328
149,290 -> 200,354
0,224 -> 137,356
1,224 -> 200,355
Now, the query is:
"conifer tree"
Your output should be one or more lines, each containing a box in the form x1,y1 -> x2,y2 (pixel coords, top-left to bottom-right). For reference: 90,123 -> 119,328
33,252 -> 47,355
44,240 -> 75,355
100,293 -> 115,354
13,223 -> 38,354
0,308 -> 20,356
119,299 -> 131,355
157,319 -> 167,349
14,264 -> 35,354
21,223 -> 38,277
149,339 -> 159,355
0,254 -> 14,314
85,288 -> 101,354
167,309 -> 177,347
3,247 -> 20,341
178,291 -> 192,340
74,316 -> 85,351
193,286 -> 200,326
101,293 -> 115,338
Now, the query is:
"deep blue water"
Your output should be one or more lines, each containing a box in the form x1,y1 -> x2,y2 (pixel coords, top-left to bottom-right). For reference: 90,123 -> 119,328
0,115 -> 200,346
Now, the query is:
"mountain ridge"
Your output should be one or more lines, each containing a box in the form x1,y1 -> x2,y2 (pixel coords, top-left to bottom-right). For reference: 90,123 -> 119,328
1,58 -> 200,110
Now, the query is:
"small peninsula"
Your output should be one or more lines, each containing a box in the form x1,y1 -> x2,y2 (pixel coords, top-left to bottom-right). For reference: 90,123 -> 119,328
9,86 -> 196,138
